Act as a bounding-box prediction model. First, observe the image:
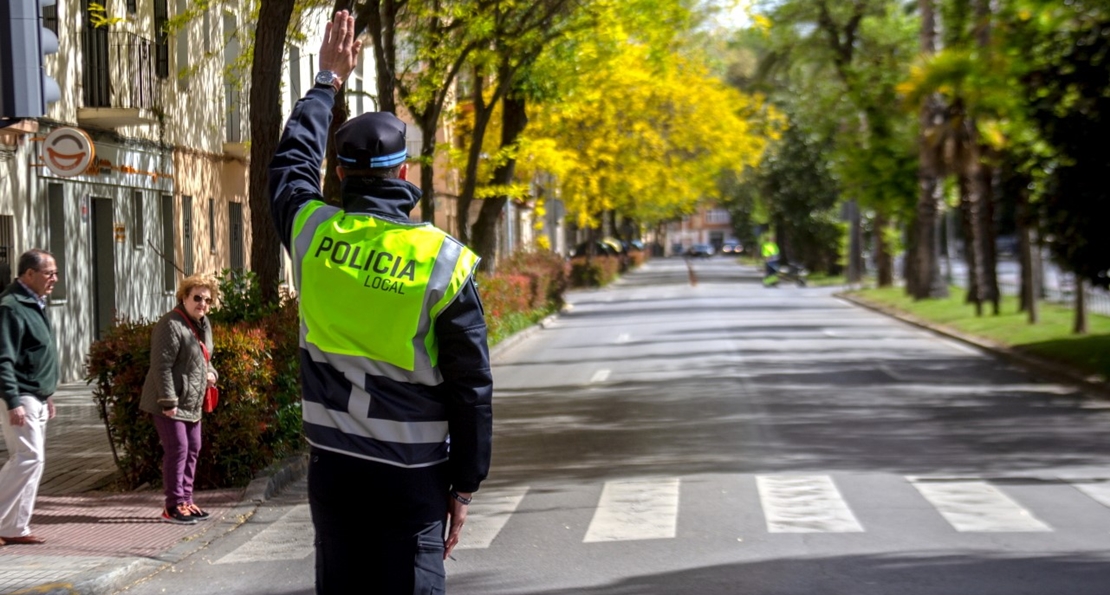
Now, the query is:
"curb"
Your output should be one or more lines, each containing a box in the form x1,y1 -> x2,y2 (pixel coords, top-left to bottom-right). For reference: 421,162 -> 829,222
489,311 -> 562,362
55,452 -> 311,595
837,291 -> 1110,400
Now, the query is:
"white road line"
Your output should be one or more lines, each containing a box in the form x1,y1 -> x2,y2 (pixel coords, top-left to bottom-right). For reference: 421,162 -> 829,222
756,475 -> 864,533
457,486 -> 529,550
615,333 -> 630,343
216,504 -> 314,564
1070,481 -> 1110,509
590,369 -> 611,383
584,478 -> 680,542
912,480 -> 1052,532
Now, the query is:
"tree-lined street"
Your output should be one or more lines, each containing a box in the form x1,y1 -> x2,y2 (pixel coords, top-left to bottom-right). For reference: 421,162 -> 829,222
120,258 -> 1110,594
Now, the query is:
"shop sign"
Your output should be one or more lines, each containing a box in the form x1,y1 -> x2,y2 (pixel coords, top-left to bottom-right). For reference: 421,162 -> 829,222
43,127 -> 96,177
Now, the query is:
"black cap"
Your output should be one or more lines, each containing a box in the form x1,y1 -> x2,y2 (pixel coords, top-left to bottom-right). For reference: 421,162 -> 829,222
334,112 -> 408,170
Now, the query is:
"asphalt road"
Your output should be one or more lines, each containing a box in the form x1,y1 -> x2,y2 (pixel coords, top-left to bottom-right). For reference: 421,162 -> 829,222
118,257 -> 1110,595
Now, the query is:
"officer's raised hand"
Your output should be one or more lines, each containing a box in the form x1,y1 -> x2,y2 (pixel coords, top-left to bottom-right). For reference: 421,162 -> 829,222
318,10 -> 362,88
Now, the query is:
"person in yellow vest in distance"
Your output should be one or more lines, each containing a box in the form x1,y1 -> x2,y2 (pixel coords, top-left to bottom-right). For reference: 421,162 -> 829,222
267,11 -> 492,594
761,235 -> 780,287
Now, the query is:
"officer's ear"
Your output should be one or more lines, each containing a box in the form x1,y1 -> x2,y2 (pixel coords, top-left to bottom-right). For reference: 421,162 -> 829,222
336,166 -> 347,181
398,163 -> 409,181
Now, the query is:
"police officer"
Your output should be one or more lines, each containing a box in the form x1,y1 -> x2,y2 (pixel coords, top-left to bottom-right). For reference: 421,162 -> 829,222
268,11 -> 492,594
761,234 -> 780,287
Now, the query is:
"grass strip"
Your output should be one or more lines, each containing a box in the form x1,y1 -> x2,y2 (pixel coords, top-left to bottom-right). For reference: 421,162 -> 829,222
847,286 -> 1110,382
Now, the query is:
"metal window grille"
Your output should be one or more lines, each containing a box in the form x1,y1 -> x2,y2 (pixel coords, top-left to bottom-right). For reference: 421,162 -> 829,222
182,195 -> 193,275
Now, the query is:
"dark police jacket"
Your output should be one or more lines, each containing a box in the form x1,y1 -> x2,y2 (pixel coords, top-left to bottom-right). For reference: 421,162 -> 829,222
268,86 -> 493,494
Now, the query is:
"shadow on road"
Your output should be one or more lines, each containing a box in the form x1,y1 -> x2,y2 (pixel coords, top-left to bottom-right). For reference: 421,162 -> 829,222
452,552 -> 1110,595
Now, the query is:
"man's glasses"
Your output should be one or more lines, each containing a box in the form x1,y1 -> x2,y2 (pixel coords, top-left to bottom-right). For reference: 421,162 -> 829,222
191,295 -> 213,305
38,270 -> 59,278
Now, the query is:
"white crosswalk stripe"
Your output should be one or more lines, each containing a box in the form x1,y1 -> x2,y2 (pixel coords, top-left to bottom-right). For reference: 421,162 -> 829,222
1070,481 -> 1110,509
583,478 -> 680,542
458,486 -> 529,550
756,475 -> 864,533
910,479 -> 1052,532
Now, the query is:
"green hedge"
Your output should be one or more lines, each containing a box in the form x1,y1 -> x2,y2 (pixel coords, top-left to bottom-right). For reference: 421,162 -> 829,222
569,255 -> 622,287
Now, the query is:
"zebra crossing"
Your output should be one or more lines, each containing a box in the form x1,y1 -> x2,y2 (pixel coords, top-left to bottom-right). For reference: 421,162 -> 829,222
214,473 -> 1110,564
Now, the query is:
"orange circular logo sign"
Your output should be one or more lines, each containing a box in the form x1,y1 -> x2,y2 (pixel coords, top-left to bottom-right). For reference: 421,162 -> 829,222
43,127 -> 95,177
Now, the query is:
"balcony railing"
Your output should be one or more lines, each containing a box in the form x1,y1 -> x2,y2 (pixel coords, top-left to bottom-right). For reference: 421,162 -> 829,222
80,30 -> 160,127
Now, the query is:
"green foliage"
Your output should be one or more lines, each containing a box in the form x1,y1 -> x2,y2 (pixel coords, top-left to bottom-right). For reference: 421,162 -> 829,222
209,268 -> 274,324
478,250 -> 570,345
753,125 -> 844,275
499,250 -> 570,309
1010,2 -> 1110,287
569,256 -> 622,287
84,318 -> 159,489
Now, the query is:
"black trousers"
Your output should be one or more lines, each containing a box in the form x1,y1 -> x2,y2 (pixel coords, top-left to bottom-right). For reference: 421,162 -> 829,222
308,447 -> 449,595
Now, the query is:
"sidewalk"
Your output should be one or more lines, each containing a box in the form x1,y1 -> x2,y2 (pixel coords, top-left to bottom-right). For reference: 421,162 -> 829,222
0,383 -> 305,595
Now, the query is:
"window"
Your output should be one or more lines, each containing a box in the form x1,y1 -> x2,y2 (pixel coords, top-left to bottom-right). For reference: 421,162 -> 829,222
706,209 -> 731,225
229,202 -> 243,271
208,198 -> 216,254
182,195 -> 194,275
126,0 -> 137,13
161,194 -> 175,291
0,215 -> 12,287
47,184 -> 67,299
154,0 -> 169,79
131,190 -> 144,249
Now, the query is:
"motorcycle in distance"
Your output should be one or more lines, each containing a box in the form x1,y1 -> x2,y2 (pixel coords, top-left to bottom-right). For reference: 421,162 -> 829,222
764,261 -> 808,287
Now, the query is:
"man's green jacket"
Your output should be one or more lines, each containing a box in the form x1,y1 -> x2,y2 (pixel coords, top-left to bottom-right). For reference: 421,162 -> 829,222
0,282 -> 58,409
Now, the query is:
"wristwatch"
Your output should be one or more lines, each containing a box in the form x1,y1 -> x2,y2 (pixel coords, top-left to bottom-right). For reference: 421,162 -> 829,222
314,70 -> 342,93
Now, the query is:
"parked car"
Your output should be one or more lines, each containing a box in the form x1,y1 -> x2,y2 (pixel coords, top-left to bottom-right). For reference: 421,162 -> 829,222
721,240 -> 742,255
687,243 -> 714,258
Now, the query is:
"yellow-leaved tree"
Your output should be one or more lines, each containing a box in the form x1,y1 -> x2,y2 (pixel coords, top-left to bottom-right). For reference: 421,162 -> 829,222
521,36 -> 780,238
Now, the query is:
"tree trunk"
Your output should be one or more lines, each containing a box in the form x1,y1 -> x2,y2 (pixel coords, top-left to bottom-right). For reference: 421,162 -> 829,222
978,161 -> 1000,315
472,93 -> 529,269
912,0 -> 946,299
364,0 -> 397,114
958,172 -> 984,316
1074,275 -> 1087,334
904,213 -> 919,295
957,115 -> 988,316
846,200 -> 862,284
875,212 -> 893,287
1018,224 -> 1039,323
456,68 -> 494,245
248,0 -> 298,305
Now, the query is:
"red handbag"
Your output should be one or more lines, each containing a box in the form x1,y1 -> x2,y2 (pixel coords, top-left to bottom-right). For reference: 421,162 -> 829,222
204,386 -> 219,413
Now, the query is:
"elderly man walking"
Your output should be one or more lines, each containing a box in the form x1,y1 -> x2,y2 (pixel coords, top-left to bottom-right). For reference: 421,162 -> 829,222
0,249 -> 59,546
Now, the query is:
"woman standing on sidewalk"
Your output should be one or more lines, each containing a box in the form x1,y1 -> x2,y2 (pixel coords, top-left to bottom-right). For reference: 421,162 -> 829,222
139,275 -> 219,525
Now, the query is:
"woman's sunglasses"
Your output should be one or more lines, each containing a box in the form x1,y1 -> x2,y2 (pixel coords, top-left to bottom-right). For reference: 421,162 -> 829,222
192,295 -> 213,305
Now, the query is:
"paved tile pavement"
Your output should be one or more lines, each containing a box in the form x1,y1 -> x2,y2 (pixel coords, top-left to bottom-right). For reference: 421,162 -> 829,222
0,383 -> 304,595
